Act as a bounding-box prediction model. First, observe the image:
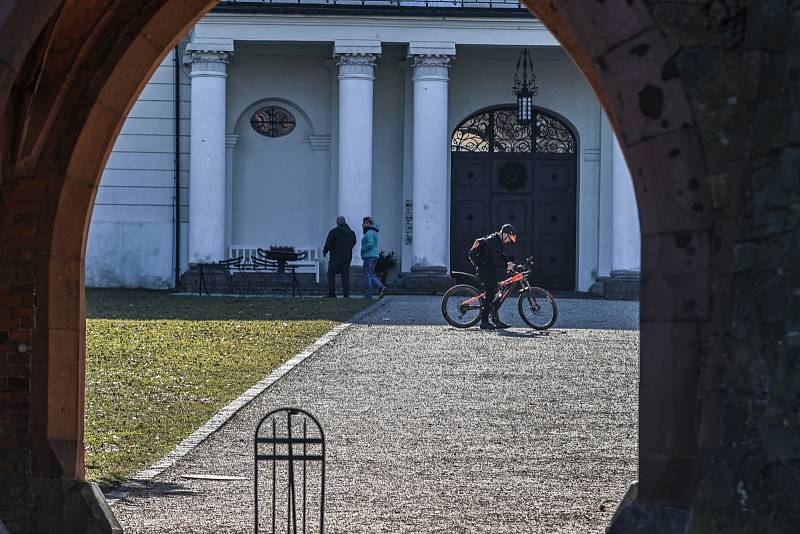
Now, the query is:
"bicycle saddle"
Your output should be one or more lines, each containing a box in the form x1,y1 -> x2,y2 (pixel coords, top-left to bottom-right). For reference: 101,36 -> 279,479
450,271 -> 478,285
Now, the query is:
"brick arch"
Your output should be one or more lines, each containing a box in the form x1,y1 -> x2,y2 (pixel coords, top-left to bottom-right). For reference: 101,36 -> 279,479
37,0 -> 221,477
0,1 -> 713,531
0,1 -> 221,531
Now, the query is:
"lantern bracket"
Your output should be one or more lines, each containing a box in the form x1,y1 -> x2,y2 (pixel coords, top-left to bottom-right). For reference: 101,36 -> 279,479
512,49 -> 539,129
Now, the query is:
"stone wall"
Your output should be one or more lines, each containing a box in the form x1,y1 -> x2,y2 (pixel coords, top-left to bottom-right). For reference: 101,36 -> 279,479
649,1 -> 800,531
0,2 -> 219,531
0,172 -> 44,532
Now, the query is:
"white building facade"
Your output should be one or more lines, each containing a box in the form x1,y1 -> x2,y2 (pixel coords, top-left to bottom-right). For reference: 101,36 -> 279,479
86,1 -> 641,293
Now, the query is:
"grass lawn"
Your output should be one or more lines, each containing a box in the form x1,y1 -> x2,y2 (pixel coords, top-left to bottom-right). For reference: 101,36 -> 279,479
85,289 -> 370,490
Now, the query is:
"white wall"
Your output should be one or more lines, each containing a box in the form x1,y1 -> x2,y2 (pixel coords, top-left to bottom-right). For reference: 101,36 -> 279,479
226,42 -> 405,272
370,45 -> 406,272
227,43 -> 331,253
86,48 -> 190,288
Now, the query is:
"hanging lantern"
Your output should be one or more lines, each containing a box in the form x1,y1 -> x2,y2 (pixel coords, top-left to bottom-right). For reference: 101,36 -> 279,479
512,49 -> 539,131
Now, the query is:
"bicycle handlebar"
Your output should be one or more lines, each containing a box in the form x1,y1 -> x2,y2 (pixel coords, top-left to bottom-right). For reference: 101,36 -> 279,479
512,256 -> 535,273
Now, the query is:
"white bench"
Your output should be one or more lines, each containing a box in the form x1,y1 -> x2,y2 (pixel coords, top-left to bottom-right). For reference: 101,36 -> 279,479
229,245 -> 320,282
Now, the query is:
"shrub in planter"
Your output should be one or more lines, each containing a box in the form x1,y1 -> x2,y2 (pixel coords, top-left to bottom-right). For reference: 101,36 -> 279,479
375,250 -> 397,284
266,245 -> 299,272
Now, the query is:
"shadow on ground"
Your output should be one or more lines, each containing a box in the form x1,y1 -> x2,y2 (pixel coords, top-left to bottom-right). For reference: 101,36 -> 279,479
356,296 -> 639,330
112,481 -> 200,501
86,289 -> 370,321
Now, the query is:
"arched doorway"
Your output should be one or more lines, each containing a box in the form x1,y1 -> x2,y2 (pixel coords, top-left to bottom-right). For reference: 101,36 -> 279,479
450,105 -> 577,290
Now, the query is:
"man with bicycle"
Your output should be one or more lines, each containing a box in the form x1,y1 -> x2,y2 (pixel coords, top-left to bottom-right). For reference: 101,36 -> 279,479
469,223 -> 518,330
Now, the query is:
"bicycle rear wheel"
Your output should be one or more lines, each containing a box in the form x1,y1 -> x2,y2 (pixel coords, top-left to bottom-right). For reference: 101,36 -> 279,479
518,287 -> 557,330
441,284 -> 483,328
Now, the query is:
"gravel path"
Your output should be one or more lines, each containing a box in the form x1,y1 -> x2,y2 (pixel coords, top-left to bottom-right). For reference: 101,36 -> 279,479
111,296 -> 639,533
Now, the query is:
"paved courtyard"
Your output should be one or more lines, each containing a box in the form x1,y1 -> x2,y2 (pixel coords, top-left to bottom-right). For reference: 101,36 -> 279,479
111,295 -> 639,533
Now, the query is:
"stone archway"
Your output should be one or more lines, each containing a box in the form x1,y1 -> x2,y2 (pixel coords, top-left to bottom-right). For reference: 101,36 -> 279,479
1,2 -> 796,533
0,3 -> 221,531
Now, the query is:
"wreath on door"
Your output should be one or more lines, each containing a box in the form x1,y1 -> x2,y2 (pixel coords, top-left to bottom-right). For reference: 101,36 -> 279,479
497,161 -> 528,191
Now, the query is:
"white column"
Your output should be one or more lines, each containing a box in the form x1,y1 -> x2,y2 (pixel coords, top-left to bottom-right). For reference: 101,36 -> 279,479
410,51 -> 452,273
224,134 -> 239,253
185,47 -> 231,264
611,136 -> 641,273
335,50 -> 378,263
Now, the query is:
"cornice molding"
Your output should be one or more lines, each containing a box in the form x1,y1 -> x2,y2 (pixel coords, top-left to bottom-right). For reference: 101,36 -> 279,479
201,12 -> 548,33
193,13 -> 558,48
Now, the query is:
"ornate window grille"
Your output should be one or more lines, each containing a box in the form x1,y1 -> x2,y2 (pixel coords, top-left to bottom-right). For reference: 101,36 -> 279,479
451,106 -> 576,155
251,106 -> 296,137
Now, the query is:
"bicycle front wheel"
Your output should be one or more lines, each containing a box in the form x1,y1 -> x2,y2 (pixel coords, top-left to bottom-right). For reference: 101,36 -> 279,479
441,284 -> 483,328
518,287 -> 557,330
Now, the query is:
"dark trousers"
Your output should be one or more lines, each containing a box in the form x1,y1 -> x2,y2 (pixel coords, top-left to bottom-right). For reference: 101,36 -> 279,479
327,257 -> 351,297
476,266 -> 500,316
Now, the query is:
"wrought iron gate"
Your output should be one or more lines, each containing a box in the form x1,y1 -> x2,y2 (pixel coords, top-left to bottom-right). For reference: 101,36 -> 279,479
254,408 -> 326,534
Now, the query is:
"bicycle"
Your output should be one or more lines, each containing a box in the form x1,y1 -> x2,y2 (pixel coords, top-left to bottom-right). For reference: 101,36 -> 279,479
441,257 -> 558,330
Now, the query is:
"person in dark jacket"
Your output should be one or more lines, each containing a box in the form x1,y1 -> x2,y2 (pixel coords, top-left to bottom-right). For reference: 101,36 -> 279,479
323,216 -> 357,297
469,223 -> 518,329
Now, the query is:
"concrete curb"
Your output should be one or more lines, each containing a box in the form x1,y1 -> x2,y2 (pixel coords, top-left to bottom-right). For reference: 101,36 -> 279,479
105,297 -> 391,506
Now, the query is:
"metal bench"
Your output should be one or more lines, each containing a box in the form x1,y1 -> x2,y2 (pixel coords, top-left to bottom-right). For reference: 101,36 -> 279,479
230,257 -> 267,295
256,249 -> 303,298
231,245 -> 320,283
193,257 -> 242,295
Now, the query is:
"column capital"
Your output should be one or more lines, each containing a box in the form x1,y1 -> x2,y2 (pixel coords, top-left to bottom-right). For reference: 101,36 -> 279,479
183,50 -> 232,78
410,55 -> 451,82
335,53 -> 378,80
225,134 -> 239,149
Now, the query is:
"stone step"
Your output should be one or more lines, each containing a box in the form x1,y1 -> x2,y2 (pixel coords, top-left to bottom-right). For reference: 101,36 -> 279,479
589,272 -> 641,301
399,273 -> 453,294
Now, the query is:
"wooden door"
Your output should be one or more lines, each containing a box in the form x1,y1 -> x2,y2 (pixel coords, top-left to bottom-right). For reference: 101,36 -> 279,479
451,156 -> 491,274
450,106 -> 578,289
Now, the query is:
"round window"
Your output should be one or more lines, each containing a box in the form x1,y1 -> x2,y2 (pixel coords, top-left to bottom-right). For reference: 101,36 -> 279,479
250,106 -> 296,137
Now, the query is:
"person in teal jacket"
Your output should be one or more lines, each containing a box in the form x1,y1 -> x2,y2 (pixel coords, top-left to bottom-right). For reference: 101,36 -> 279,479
361,216 -> 385,299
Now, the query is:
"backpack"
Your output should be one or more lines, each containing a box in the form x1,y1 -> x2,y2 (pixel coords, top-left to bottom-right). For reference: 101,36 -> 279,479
468,238 -> 485,266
